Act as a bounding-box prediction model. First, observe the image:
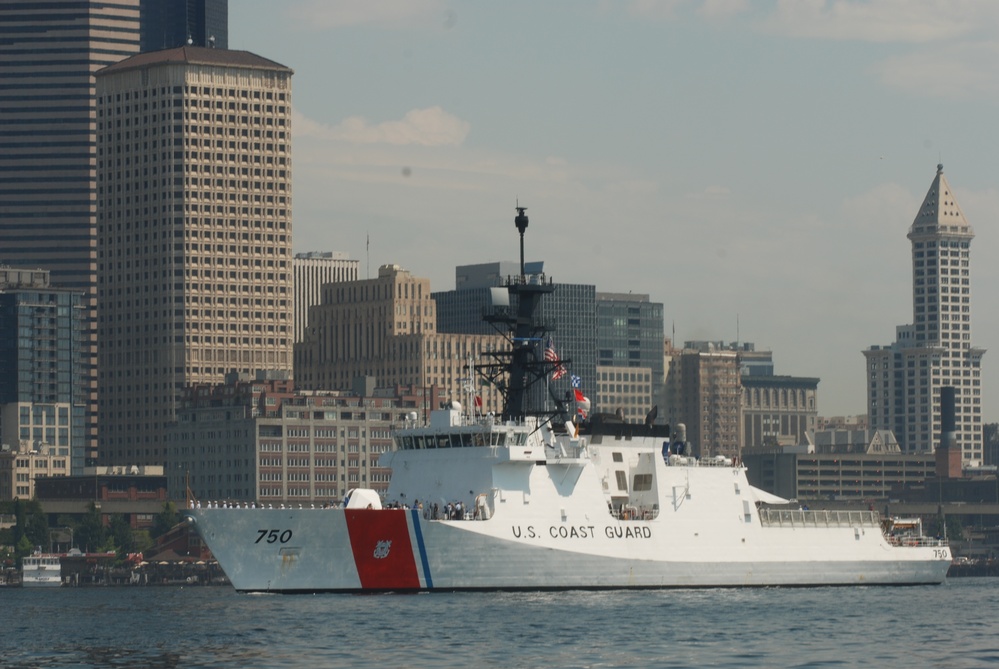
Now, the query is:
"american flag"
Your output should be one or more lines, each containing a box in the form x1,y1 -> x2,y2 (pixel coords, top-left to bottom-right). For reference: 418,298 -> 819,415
545,338 -> 566,380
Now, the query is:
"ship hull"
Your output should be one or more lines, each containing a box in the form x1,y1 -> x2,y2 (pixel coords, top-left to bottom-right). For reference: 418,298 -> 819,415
187,507 -> 949,593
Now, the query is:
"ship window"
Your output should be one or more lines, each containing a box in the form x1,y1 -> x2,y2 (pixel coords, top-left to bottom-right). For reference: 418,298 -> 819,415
415,435 -> 428,449
633,474 -> 652,491
612,452 -> 623,462
436,435 -> 450,449
615,471 -> 628,491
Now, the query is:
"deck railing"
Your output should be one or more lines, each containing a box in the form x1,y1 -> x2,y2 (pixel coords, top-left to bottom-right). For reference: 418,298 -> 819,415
758,508 -> 880,528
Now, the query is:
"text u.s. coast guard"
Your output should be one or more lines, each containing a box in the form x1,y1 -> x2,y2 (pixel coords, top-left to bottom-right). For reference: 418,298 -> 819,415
511,525 -> 652,539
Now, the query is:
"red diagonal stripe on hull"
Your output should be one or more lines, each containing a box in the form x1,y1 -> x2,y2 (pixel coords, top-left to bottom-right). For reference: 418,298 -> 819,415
345,509 -> 420,589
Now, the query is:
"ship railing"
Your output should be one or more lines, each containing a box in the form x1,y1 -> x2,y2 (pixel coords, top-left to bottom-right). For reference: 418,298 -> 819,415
885,534 -> 948,548
667,455 -> 738,467
758,508 -> 881,528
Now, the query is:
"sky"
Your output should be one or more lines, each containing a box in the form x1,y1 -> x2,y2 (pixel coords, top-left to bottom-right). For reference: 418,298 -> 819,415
230,0 -> 999,422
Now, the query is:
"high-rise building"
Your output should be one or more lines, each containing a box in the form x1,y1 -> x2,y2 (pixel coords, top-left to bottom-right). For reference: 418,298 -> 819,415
0,267 -> 87,473
595,292 -> 664,421
140,0 -> 228,51
0,0 -> 143,461
293,252 -> 359,343
864,165 -> 985,463
0,1 -> 231,466
294,264 -> 506,413
668,343 -> 742,458
95,46 -> 294,466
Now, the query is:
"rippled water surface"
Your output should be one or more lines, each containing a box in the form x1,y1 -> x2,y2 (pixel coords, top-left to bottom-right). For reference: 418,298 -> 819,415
3,579 -> 998,668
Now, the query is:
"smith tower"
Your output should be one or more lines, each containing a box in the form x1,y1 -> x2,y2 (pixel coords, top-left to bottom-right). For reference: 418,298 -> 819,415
864,165 -> 984,463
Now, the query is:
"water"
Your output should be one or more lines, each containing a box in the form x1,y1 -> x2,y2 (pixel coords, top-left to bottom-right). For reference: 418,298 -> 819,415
2,580 -> 997,668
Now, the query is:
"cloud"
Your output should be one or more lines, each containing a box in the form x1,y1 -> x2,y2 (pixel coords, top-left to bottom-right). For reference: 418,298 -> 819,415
293,107 -> 470,146
685,184 -> 731,200
760,0 -> 999,43
287,0 -> 447,30
621,0 -> 748,20
698,0 -> 751,20
874,42 -> 999,98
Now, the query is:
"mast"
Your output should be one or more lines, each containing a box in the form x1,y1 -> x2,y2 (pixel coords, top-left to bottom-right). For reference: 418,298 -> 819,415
479,206 -> 564,421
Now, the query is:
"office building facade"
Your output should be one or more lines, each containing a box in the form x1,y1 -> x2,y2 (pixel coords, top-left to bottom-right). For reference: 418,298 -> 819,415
595,292 -> 664,420
295,265 -> 506,413
166,376 -> 440,504
293,251 -> 359,343
95,46 -> 294,466
0,268 -> 87,473
864,165 -> 985,463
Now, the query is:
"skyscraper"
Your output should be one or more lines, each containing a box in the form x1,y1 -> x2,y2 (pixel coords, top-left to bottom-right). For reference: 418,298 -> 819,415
95,46 -> 294,466
864,165 -> 985,463
0,1 -> 231,465
0,0 -> 142,461
140,0 -> 228,51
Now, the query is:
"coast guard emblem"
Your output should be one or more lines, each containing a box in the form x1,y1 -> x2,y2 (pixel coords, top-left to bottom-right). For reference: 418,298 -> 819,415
373,540 -> 392,559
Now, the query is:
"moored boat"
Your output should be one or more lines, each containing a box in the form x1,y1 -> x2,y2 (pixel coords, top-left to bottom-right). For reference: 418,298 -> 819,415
21,551 -> 62,588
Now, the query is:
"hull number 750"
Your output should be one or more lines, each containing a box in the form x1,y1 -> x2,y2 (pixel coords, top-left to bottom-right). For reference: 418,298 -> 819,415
256,529 -> 293,544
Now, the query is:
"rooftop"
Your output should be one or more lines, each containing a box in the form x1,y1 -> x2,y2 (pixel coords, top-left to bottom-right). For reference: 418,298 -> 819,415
98,46 -> 292,76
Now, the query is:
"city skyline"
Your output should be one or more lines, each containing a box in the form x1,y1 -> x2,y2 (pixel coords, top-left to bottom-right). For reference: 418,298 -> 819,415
228,1 -> 999,422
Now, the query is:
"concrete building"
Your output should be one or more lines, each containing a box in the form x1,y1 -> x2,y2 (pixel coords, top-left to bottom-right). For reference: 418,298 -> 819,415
669,343 -> 742,458
165,375 -> 444,504
293,251 -> 359,343
33,465 -> 167,530
0,268 -> 88,473
95,46 -> 294,466
0,443 -> 71,501
596,366 -> 655,423
743,436 -> 936,502
864,165 -> 985,463
140,0 -> 228,51
667,340 -> 820,458
296,264 -> 506,413
741,375 -> 819,449
595,292 -> 664,421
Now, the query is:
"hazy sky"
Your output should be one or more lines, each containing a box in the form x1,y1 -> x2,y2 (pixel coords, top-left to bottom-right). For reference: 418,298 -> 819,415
230,0 -> 999,421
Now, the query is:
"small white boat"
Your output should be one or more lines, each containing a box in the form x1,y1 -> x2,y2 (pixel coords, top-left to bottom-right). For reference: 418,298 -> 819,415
21,551 -> 62,587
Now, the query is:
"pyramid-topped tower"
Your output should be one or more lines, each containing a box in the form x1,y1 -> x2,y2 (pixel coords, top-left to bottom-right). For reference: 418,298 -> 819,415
865,165 -> 985,464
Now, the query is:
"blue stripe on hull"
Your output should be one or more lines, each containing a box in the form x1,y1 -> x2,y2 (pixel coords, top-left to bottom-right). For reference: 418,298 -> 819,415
410,509 -> 434,589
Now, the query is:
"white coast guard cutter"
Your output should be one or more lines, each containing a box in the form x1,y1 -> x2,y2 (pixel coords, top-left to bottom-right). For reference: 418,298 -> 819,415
185,208 -> 950,592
